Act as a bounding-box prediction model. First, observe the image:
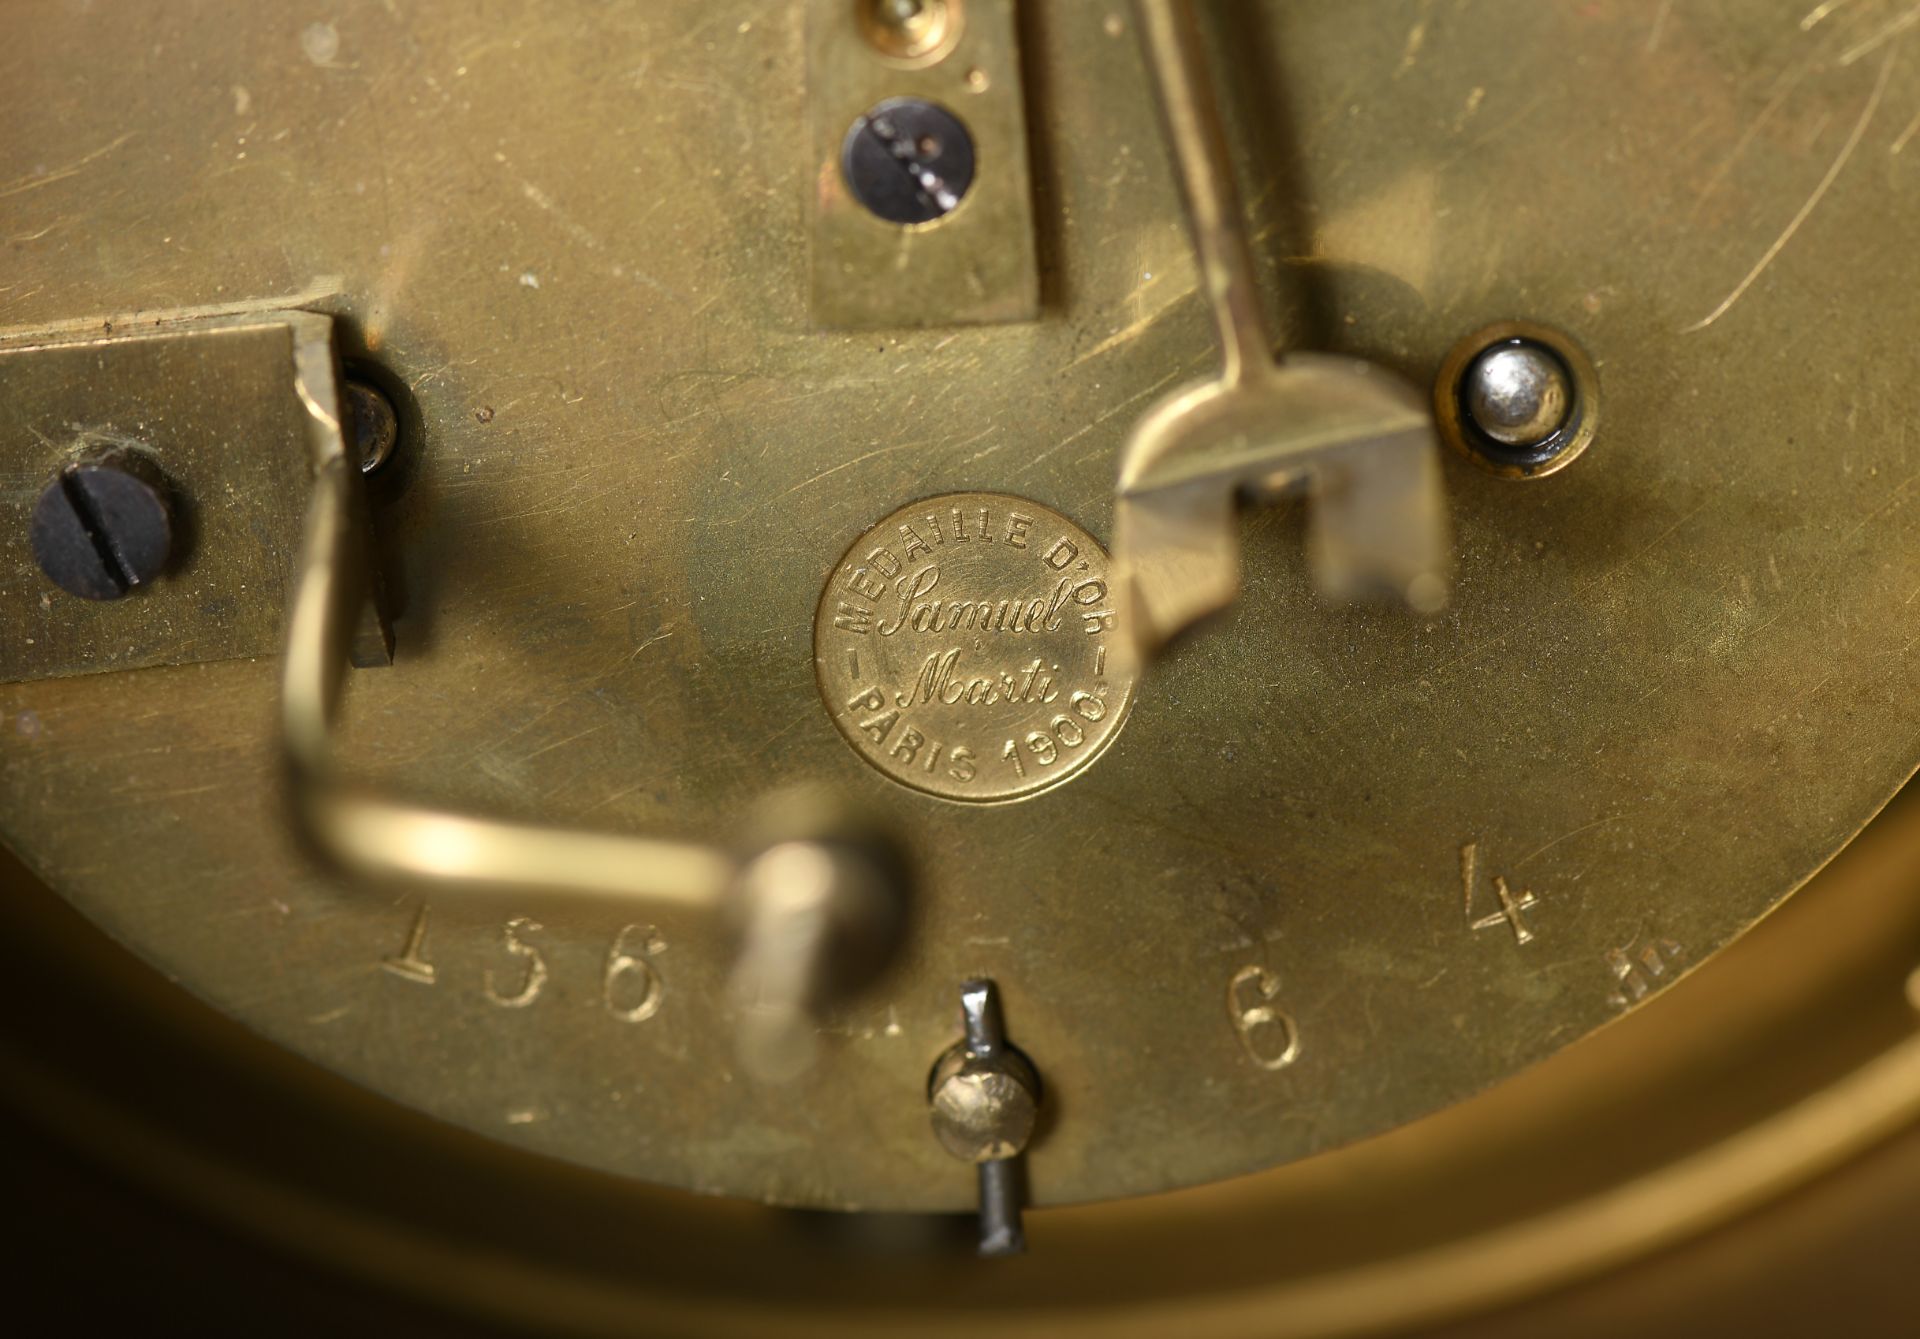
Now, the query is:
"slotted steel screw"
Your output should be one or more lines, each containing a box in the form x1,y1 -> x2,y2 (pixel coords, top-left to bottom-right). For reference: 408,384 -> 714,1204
841,97 -> 977,225
30,447 -> 174,600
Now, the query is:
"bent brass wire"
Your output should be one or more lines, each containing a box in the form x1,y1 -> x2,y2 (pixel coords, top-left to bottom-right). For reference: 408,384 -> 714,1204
279,319 -> 905,1076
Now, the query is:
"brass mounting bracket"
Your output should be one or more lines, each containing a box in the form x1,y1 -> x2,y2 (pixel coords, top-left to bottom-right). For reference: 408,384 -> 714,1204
806,0 -> 1041,329
0,309 -> 391,684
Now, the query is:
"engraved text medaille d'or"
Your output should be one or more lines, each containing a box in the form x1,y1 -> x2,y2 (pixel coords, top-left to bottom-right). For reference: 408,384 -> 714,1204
813,492 -> 1135,803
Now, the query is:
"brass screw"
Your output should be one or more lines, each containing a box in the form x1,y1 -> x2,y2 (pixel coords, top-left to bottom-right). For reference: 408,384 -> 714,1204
860,0 -> 957,63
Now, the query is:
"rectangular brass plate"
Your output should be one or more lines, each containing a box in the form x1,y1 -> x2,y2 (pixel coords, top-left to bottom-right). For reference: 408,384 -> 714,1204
807,0 -> 1040,328
0,311 -> 333,683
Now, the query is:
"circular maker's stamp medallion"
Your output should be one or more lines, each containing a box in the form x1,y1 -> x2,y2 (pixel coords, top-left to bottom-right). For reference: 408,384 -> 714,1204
814,492 -> 1135,802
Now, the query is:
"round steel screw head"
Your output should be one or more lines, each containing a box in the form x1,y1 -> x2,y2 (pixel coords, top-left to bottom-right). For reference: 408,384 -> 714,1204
1434,321 -> 1599,479
346,379 -> 400,475
929,1048 -> 1039,1163
1463,341 -> 1573,450
30,449 -> 173,601
841,97 -> 976,225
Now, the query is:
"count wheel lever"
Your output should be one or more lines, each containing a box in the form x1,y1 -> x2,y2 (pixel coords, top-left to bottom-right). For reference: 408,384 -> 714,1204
1113,0 -> 1450,672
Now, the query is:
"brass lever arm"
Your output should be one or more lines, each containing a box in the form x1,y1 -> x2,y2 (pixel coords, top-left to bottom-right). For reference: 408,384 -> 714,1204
280,450 -> 734,908
280,326 -> 906,1077
1113,0 -> 1450,671
1131,0 -> 1272,387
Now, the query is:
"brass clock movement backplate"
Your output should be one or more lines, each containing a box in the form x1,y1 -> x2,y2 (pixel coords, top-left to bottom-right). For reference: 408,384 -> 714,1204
4,1 -> 1920,1214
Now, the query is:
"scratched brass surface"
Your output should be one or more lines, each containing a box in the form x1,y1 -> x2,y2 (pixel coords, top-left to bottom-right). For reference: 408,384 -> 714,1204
8,778 -> 1920,1334
3,2 -> 1920,1211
